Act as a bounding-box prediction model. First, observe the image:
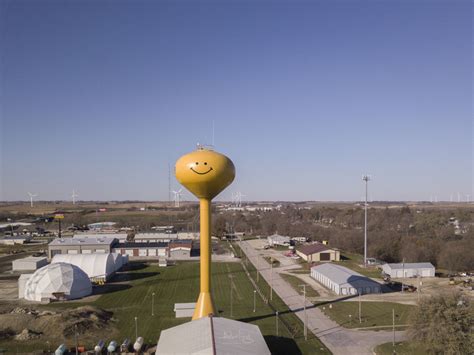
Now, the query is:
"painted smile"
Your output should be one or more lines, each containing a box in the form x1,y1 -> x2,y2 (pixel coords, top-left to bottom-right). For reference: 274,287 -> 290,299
190,167 -> 213,175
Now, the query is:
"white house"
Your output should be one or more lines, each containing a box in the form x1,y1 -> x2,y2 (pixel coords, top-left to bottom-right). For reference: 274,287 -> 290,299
267,234 -> 290,246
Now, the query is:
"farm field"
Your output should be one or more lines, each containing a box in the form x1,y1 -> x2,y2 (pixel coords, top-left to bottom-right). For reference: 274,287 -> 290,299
319,301 -> 414,329
0,261 -> 330,354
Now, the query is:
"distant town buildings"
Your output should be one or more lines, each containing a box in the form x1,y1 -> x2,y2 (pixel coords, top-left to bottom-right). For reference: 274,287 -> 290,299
87,221 -> 117,231
0,235 -> 33,245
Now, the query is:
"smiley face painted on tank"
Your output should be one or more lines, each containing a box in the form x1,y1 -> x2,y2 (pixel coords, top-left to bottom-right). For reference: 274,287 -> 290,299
175,148 -> 235,200
190,161 -> 213,175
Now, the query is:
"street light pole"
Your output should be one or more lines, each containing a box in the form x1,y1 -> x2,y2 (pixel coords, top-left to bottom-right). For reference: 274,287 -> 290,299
392,308 -> 395,349
74,324 -> 78,355
402,258 -> 405,293
257,255 -> 260,283
359,292 -> 362,323
362,175 -> 370,267
134,316 -> 138,340
253,290 -> 256,313
275,311 -> 279,337
300,284 -> 307,340
152,292 -> 155,316
229,275 -> 234,317
270,257 -> 273,301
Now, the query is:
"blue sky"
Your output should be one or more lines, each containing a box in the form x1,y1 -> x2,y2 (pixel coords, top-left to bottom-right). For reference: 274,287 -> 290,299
1,0 -> 472,202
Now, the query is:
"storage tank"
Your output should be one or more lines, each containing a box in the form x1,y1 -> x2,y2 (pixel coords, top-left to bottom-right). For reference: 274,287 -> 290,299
133,337 -> 144,352
107,340 -> 118,353
120,338 -> 130,352
94,339 -> 105,353
54,344 -> 67,355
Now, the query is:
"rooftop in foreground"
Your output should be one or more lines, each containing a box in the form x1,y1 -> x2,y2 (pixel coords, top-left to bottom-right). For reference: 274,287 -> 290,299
156,315 -> 271,355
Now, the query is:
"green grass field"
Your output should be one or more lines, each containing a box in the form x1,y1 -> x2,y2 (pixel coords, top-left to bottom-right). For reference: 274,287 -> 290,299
280,273 -> 320,298
0,261 -> 330,354
319,301 -> 414,329
374,341 -> 428,355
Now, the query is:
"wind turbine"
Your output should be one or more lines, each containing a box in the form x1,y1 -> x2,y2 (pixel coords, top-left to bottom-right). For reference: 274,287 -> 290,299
231,192 -> 245,208
28,192 -> 38,208
172,189 -> 183,208
72,190 -> 79,205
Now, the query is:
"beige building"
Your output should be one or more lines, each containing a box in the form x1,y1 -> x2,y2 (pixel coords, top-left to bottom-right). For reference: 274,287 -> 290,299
48,237 -> 117,259
296,243 -> 340,262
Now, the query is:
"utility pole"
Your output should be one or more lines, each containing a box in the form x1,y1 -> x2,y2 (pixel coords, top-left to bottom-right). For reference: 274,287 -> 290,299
358,292 -> 362,323
270,257 -> 273,301
256,255 -> 260,283
152,292 -> 155,316
417,275 -> 420,302
300,284 -> 308,340
253,290 -> 257,313
401,258 -> 405,293
392,309 -> 395,349
229,275 -> 234,317
362,175 -> 371,267
134,316 -> 138,340
74,324 -> 78,355
275,311 -> 279,337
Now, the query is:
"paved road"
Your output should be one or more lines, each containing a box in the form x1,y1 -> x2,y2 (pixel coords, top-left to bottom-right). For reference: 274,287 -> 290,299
240,241 -> 407,355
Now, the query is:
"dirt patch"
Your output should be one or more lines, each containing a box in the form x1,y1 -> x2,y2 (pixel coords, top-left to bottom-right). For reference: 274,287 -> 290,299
0,305 -> 117,344
15,328 -> 42,340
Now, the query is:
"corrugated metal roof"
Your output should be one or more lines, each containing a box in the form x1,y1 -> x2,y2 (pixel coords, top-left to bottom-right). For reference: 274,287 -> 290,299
116,242 -> 168,248
49,237 -> 116,246
297,243 -> 330,255
385,262 -> 434,270
311,263 -> 380,288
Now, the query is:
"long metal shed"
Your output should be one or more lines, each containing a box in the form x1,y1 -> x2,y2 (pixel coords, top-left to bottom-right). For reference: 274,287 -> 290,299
382,262 -> 435,278
311,263 -> 381,295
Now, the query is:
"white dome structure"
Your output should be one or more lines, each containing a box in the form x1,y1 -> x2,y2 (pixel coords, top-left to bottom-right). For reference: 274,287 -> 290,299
51,253 -> 115,280
24,262 -> 92,302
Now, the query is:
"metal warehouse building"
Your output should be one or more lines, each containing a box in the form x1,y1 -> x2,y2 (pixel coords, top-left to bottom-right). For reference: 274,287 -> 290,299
48,237 -> 117,259
169,240 -> 193,258
311,264 -> 382,295
112,242 -> 168,258
296,243 -> 340,262
382,262 -> 435,278
12,256 -> 48,271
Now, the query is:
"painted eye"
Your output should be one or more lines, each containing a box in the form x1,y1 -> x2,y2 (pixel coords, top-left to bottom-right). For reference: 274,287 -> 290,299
195,162 -> 199,165
204,162 -> 207,165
